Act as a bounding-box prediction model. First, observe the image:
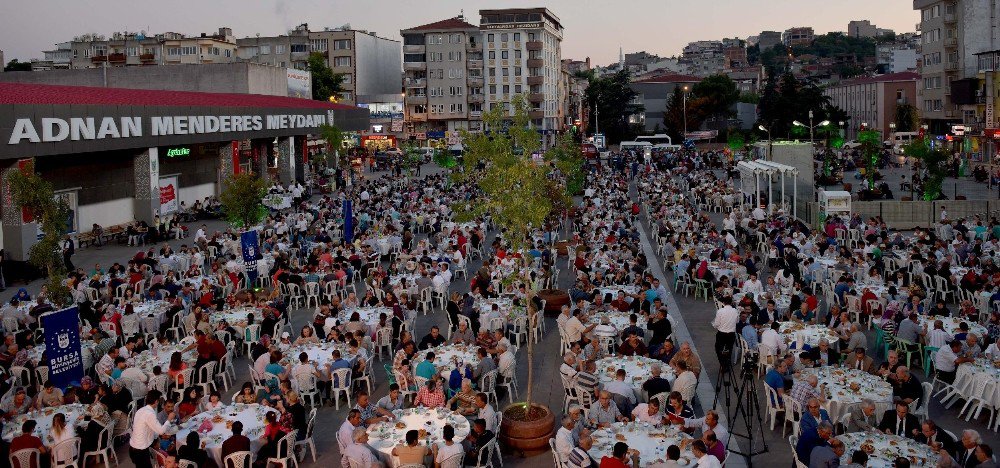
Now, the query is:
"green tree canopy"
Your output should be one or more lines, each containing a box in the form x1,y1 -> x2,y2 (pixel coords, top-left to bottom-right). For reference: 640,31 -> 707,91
692,74 -> 740,119
584,69 -> 642,144
894,104 -> 919,133
4,59 -> 32,72
219,173 -> 269,228
308,52 -> 345,102
904,137 -> 949,200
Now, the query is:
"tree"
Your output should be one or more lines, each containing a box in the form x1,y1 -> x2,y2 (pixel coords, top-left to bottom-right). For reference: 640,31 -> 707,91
319,124 -> 345,166
904,137 -> 949,200
692,74 -> 740,119
219,173 -> 269,229
662,86 -> 701,143
308,52 -> 345,102
858,129 -> 882,190
584,69 -> 642,144
4,59 -> 32,72
894,104 -> 919,133
456,94 -> 557,421
738,92 -> 760,104
6,161 -> 72,305
546,132 -> 585,196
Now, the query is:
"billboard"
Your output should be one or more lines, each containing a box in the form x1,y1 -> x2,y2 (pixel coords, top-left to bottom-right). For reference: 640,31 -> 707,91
159,175 -> 179,215
41,306 -> 85,389
287,68 -> 312,99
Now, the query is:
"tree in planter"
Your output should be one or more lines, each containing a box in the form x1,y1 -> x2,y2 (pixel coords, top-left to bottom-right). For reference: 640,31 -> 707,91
219,173 -> 269,229
858,129 -> 882,190
904,137 -> 949,200
6,161 -> 73,305
546,132 -> 586,196
455,94 -> 562,442
319,124 -> 345,167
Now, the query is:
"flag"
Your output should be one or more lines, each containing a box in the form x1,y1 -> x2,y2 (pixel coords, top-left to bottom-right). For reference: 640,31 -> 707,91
40,306 -> 85,389
344,199 -> 354,243
241,230 -> 260,287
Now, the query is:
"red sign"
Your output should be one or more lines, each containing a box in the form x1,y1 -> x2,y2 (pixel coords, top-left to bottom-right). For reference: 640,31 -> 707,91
985,129 -> 1000,139
231,141 -> 241,175
159,183 -> 176,205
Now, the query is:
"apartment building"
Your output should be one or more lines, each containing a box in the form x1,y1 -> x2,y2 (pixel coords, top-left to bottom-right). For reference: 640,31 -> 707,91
757,31 -> 783,51
914,0 -> 1000,134
480,7 -> 565,148
61,28 -> 237,69
400,16 -> 484,139
823,72 -> 919,139
236,23 -> 312,71
783,27 -> 815,47
308,28 -> 401,106
848,20 -> 894,39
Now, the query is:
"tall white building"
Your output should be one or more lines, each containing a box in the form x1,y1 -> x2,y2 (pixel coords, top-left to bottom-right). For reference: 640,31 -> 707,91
479,8 -> 564,148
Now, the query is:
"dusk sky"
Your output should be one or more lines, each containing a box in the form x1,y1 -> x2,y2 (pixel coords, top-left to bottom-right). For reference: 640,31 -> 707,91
1,0 -> 920,65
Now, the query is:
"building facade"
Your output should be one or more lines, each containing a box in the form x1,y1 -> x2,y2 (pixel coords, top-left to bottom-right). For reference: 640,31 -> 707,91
629,73 -> 700,132
62,29 -> 238,70
783,27 -> 815,47
236,23 -> 312,71
823,72 -> 919,139
400,16 -> 484,142
914,0 -> 1000,134
479,8 -> 564,148
757,31 -> 783,51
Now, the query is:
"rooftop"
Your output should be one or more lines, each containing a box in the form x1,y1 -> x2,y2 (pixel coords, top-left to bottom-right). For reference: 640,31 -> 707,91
0,82 -> 355,110
633,73 -> 701,84
403,17 -> 478,32
838,71 -> 920,86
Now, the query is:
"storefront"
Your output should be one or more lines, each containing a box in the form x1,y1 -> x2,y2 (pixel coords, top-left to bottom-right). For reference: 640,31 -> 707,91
360,134 -> 397,152
0,82 -> 368,260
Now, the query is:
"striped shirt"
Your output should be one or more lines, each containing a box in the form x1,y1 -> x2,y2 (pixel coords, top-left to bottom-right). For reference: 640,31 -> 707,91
567,447 -> 593,468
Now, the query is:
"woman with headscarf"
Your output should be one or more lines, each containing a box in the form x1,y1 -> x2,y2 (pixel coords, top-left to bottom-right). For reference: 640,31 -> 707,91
13,288 -> 30,302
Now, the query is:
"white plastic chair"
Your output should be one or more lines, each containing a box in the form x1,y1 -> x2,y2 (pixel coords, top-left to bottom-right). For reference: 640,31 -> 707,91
303,282 -> 321,308
266,431 -> 298,468
295,373 -> 321,409
223,451 -> 252,468
295,408 -> 318,462
9,448 -> 40,468
330,368 -> 352,410
50,437 -> 81,468
81,423 -> 113,468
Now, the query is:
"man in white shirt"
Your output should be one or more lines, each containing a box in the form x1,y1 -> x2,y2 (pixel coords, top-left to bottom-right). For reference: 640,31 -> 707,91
925,319 -> 953,350
760,321 -> 788,355
564,309 -> 595,345
560,352 -> 579,383
554,416 -> 576,460
343,428 -> 384,467
496,345 -> 515,378
672,360 -> 698,403
129,391 -> 175,468
711,296 -> 739,366
934,340 -> 974,384
741,273 -> 764,297
679,410 -> 730,447
631,399 -> 662,424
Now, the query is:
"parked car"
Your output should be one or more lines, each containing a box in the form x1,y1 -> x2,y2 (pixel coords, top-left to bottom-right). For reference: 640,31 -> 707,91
841,140 -> 861,150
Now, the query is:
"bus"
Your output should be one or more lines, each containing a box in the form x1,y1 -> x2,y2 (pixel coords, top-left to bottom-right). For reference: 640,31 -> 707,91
619,141 -> 653,158
635,134 -> 674,145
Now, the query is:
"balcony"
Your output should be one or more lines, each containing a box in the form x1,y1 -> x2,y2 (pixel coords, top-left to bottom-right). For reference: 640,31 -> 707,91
944,13 -> 956,24
403,44 -> 425,54
108,53 -> 126,63
139,53 -> 155,62
403,61 -> 426,70
467,41 -> 481,52
944,110 -> 958,118
467,59 -> 482,68
944,37 -> 958,48
528,93 -> 544,103
91,55 -> 108,63
527,76 -> 544,86
469,111 -> 482,119
406,95 -> 428,105
944,62 -> 960,71
405,78 -> 426,88
527,58 -> 543,68
468,94 -> 484,103
468,76 -> 484,86
529,110 -> 544,120
526,41 -> 543,51
407,112 -> 427,122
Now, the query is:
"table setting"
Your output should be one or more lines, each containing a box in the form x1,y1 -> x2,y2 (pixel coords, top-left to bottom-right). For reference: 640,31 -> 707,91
589,310 -> 646,338
175,403 -> 277,466
799,367 -> 893,422
917,315 -> 988,339
427,343 -> 480,379
778,321 -> 840,350
280,341 -> 356,370
836,432 -> 938,468
366,407 -> 471,456
1,403 -> 88,442
588,421 -> 695,466
595,355 -> 674,402
28,340 -> 97,369
133,337 -> 197,377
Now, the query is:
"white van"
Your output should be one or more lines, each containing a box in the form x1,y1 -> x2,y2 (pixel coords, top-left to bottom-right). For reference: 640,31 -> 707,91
887,132 -> 919,153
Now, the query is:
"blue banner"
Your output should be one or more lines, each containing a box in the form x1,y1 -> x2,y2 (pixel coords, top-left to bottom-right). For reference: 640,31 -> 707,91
343,200 -> 354,243
40,306 -> 85,389
241,230 -> 260,287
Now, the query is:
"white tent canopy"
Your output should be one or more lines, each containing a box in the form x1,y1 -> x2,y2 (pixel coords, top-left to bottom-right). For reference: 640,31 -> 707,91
736,160 -> 800,215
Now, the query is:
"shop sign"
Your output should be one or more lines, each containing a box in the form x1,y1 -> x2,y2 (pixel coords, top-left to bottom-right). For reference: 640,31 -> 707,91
165,147 -> 191,158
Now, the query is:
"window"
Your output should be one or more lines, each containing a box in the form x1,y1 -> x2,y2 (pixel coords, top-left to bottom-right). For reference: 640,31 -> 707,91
515,85 -> 522,93
334,39 -> 351,50
334,56 -> 352,67
275,45 -> 286,54
501,51 -> 508,59
515,67 -> 522,76
260,45 -> 271,55
500,33 -> 508,42
310,39 -> 328,51
528,33 -> 536,41
489,85 -> 497,94
291,44 -> 308,53
225,49 -> 231,58
488,33 -> 494,42
514,33 -> 521,42
342,74 -> 352,84
503,85 -> 510,94
515,50 -> 522,59
502,68 -> 509,76
489,68 -> 497,77
489,51 -> 496,59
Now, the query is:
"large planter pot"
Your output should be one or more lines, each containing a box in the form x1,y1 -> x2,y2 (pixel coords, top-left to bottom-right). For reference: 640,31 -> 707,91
499,404 -> 555,457
537,289 -> 569,314
555,240 -> 569,256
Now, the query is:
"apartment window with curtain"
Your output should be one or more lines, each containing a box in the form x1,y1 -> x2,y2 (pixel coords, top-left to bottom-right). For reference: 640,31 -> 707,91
334,57 -> 351,67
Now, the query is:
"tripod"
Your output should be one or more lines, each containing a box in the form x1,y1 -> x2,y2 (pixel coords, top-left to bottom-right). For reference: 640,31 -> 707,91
712,349 -> 769,467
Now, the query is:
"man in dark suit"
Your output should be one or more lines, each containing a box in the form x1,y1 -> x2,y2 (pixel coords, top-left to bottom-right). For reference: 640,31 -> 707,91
842,347 -> 875,374
222,421 -> 252,462
812,339 -> 840,367
914,420 -> 957,456
877,401 -> 920,439
955,429 -> 982,468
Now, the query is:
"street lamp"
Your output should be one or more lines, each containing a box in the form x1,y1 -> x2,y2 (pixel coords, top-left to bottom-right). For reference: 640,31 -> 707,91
759,124 -> 772,159
682,85 -> 690,141
793,110 -> 830,143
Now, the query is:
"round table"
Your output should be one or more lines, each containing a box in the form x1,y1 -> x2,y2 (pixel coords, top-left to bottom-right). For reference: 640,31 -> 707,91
588,422 -> 696,466
280,341 -> 356,370
2,403 -> 88,442
918,315 -> 988,339
342,306 -> 393,330
799,367 -> 893,423
590,311 -> 647,337
366,407 -> 471,456
427,344 -> 480,379
778,322 -> 840,349
210,307 -> 264,329
953,358 -> 1000,415
836,432 -> 938,468
175,404 -> 278,466
595,355 -> 675,402
597,285 -> 640,301
132,337 -> 198,378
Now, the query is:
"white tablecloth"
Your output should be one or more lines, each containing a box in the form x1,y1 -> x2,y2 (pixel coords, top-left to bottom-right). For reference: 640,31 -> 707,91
280,341 -> 355,371
778,322 -> 839,349
427,344 -> 480,379
799,367 -> 893,423
836,432 -> 938,468
342,306 -> 393,330
918,316 -> 988,339
2,404 -> 88,442
952,359 -> 1000,413
367,408 -> 471,456
28,341 -> 97,370
590,311 -> 647,337
133,337 -> 197,378
588,422 -> 695,467
176,404 -> 278,466
263,194 -> 293,210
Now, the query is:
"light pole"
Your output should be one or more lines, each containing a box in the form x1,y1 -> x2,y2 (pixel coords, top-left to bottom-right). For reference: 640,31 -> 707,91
682,85 -> 689,141
759,124 -> 772,160
793,110 -> 830,144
